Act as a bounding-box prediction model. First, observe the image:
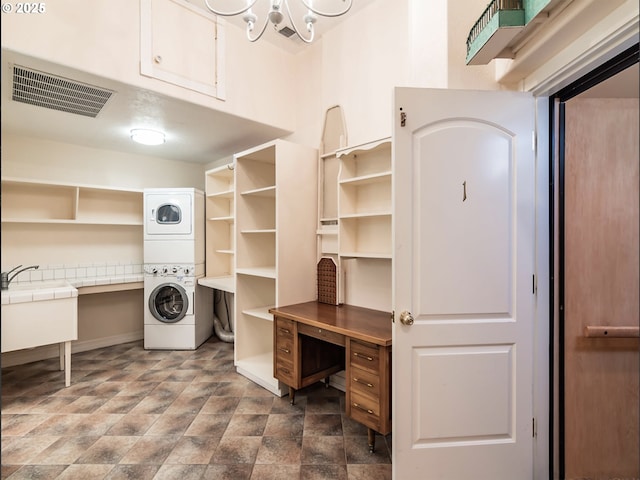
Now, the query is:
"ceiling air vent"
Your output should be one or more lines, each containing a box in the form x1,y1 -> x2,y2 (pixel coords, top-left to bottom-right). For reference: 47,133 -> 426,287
12,65 -> 114,118
278,26 -> 296,38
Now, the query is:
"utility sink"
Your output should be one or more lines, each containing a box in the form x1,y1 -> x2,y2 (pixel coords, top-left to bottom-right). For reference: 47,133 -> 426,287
1,280 -> 78,386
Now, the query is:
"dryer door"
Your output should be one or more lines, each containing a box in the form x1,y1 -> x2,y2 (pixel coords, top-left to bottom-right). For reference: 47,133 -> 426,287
148,283 -> 191,323
145,192 -> 193,236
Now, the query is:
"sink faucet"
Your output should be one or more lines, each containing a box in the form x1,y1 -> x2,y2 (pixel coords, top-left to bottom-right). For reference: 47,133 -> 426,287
1,265 -> 40,290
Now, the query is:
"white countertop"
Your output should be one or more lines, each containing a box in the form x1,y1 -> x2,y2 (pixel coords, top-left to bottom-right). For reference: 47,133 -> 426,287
1,281 -> 78,305
1,274 -> 144,305
198,275 -> 234,293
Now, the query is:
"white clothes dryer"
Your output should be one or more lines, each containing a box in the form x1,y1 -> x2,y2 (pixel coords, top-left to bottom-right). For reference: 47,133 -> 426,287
143,188 -> 205,264
144,263 -> 213,350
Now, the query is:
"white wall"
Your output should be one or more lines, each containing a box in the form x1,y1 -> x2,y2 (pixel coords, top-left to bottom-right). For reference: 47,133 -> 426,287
2,134 -> 205,189
291,0 -> 498,149
317,0 -> 411,146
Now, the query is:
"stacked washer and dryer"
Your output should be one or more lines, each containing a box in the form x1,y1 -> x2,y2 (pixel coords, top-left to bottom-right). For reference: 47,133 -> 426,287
143,188 -> 213,350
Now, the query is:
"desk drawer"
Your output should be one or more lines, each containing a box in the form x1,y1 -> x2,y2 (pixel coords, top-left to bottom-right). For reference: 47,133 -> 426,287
274,317 -> 296,386
275,337 -> 294,363
298,323 -> 345,347
275,357 -> 295,385
350,365 -> 381,399
350,390 -> 381,429
275,318 -> 295,340
350,340 -> 380,373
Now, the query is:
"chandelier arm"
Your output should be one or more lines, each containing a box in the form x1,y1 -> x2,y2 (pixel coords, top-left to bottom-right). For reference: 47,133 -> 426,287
300,0 -> 353,18
246,14 -> 272,42
203,0 -> 259,17
283,0 -> 315,44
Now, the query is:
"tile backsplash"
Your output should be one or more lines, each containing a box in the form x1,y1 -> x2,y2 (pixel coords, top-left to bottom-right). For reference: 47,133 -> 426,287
3,262 -> 144,288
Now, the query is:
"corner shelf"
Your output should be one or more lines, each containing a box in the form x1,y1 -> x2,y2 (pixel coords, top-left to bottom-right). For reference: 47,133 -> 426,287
242,306 -> 274,321
203,164 -> 235,293
198,275 -> 234,293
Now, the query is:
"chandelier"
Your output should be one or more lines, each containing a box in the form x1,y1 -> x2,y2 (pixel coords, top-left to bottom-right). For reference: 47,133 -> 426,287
203,0 -> 353,43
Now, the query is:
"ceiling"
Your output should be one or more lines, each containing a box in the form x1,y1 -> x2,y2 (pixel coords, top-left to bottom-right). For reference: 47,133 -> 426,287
1,48 -> 293,165
577,62 -> 639,99
1,0 -> 637,166
186,0 -> 374,54
1,0 -> 376,166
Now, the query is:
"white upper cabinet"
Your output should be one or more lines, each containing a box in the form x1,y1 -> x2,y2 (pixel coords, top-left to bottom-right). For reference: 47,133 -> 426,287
140,0 -> 226,99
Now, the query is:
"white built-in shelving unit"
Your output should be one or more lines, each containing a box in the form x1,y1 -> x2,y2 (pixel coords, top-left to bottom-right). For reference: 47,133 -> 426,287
1,178 -> 143,225
337,138 -> 392,259
335,138 -> 393,310
0,178 -> 143,267
234,139 -> 318,395
202,164 -> 235,293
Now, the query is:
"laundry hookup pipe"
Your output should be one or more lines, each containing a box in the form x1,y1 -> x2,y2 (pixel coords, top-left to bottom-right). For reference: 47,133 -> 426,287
213,290 -> 234,343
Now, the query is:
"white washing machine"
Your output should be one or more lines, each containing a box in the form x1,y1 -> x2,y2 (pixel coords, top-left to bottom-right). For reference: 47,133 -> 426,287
143,188 -> 205,264
144,263 -> 213,350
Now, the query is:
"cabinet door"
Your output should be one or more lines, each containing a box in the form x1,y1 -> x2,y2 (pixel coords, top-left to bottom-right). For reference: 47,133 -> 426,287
141,0 -> 225,99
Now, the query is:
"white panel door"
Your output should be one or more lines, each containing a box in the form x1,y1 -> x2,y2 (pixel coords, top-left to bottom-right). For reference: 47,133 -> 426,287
393,88 -> 535,479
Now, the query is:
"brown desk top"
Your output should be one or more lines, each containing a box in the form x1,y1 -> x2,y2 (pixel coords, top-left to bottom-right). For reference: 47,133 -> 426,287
269,301 -> 392,347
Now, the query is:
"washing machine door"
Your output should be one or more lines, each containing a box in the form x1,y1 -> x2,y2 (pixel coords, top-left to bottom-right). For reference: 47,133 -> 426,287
148,283 -> 190,323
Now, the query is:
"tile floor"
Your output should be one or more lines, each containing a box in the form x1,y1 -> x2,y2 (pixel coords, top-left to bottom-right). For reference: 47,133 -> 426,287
1,336 -> 392,479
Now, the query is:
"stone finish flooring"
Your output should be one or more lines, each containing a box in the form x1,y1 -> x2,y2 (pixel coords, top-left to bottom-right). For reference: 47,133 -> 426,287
1,337 -> 391,479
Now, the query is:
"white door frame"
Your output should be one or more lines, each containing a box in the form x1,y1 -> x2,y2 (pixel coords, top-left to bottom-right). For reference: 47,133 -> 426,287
524,27 -> 638,480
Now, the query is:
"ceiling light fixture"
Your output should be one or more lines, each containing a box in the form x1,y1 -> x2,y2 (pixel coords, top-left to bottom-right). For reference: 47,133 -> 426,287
130,128 -> 165,146
203,0 -> 352,43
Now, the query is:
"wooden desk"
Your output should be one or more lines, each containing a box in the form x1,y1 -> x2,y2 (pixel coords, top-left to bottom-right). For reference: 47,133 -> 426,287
270,301 -> 392,452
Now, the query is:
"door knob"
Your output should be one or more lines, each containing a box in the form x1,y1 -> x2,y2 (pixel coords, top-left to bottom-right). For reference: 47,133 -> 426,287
399,310 -> 414,326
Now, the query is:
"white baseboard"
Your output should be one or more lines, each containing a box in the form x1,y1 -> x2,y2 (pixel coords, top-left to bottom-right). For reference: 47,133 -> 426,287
235,365 -> 285,397
1,331 -> 144,368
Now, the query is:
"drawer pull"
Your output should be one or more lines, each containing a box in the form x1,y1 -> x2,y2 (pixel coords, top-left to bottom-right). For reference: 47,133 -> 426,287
280,367 -> 290,374
353,352 -> 374,361
353,402 -> 374,415
279,347 -> 290,354
279,328 -> 291,334
353,377 -> 374,388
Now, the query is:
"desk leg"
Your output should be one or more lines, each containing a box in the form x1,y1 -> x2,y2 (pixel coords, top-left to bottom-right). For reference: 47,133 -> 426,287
367,428 -> 376,453
289,386 -> 297,405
